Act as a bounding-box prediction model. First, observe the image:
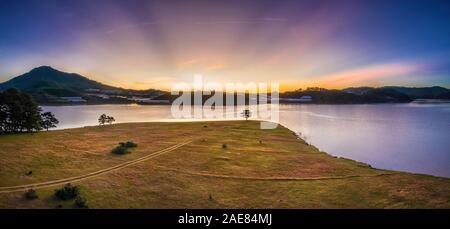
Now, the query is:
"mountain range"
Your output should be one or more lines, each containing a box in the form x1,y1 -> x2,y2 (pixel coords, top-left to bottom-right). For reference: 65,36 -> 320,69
0,66 -> 449,104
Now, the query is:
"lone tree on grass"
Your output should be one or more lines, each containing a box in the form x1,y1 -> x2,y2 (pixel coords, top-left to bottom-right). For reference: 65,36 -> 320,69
241,109 -> 252,120
98,114 -> 115,125
98,114 -> 107,125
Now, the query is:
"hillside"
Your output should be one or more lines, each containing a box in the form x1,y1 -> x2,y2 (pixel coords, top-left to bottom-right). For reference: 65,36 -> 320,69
344,86 -> 450,99
0,66 -> 115,92
0,66 -> 166,104
281,86 -> 450,104
0,121 -> 449,208
1,66 -> 449,104
281,88 -> 413,104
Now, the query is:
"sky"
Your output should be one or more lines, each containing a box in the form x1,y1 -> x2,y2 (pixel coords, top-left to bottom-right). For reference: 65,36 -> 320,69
0,0 -> 449,91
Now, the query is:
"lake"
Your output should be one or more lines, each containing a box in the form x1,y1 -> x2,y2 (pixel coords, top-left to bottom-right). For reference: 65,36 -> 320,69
42,103 -> 450,178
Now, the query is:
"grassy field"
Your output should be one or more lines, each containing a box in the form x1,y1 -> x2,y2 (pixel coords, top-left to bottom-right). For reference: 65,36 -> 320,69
0,121 -> 449,208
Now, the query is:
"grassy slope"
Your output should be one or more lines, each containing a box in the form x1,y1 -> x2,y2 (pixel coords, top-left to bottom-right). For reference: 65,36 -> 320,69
0,121 -> 449,208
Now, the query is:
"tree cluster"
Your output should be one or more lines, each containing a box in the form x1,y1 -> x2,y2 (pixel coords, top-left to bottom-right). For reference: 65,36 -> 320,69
0,88 -> 59,134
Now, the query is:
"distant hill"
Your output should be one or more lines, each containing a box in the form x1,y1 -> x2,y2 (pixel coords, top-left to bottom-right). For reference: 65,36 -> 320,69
282,86 -> 450,104
382,86 -> 450,99
2,66 -> 449,104
0,66 -> 116,92
0,66 -> 165,104
343,86 -> 450,100
281,88 -> 412,104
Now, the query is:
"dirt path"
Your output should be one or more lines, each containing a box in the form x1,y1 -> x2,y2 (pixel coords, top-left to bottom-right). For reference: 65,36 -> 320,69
156,165 -> 394,181
0,140 -> 192,193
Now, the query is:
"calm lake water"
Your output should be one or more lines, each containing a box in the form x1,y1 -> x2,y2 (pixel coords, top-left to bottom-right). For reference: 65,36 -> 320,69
42,103 -> 450,178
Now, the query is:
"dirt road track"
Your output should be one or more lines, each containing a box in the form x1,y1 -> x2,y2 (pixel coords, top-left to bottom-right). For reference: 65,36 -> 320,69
0,140 -> 192,193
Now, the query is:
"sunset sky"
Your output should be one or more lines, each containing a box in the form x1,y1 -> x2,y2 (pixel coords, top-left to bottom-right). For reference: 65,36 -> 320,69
0,0 -> 449,91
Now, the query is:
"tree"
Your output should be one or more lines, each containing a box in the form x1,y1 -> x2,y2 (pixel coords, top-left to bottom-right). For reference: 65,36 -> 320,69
241,109 -> 252,120
54,183 -> 79,200
0,88 -> 42,133
40,112 -> 59,131
106,116 -> 115,125
0,104 -> 8,134
98,114 -> 107,125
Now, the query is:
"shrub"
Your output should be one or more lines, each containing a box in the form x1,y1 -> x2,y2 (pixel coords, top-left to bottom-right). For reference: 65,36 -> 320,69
113,141 -> 137,154
75,196 -> 89,208
54,183 -> 79,200
222,143 -> 227,149
120,141 -> 138,148
111,145 -> 129,155
24,189 -> 38,199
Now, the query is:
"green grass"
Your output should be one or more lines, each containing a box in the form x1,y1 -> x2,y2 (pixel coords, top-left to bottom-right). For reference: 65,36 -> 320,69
0,121 -> 449,208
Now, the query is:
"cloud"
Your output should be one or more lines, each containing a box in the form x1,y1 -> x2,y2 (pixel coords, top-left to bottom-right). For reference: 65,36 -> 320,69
206,63 -> 225,70
104,21 -> 158,34
195,20 -> 257,25
257,17 -> 288,22
195,17 -> 287,25
131,76 -> 176,90
312,62 -> 422,88
177,59 -> 200,69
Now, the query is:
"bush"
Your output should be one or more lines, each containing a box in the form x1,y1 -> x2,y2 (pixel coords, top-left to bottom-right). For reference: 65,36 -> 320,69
54,183 -> 79,200
24,189 -> 38,199
119,141 -> 138,148
75,196 -> 88,208
222,143 -> 227,149
111,145 -> 129,155
113,141 -> 138,154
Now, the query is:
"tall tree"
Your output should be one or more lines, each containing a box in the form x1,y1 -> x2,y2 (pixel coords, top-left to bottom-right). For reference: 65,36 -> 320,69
0,88 -> 42,133
0,103 -> 8,134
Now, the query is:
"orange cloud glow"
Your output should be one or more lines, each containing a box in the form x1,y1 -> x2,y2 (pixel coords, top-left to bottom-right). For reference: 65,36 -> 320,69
310,63 -> 421,89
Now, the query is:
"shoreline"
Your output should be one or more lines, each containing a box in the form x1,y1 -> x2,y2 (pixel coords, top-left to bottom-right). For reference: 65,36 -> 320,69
4,120 -> 449,180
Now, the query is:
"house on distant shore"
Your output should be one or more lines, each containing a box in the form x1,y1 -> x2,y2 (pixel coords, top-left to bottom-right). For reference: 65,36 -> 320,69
280,95 -> 313,103
60,97 -> 87,103
298,96 -> 312,102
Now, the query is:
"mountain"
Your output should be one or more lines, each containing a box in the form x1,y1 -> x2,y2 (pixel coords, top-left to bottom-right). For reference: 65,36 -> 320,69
344,86 -> 450,100
0,66 -> 116,92
2,66 -> 449,104
0,66 -> 166,104
342,87 -> 374,95
382,86 -> 450,99
282,86 -> 450,104
281,88 -> 413,104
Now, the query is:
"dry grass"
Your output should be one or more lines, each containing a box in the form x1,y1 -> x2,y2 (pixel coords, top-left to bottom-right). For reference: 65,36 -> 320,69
0,121 -> 449,208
